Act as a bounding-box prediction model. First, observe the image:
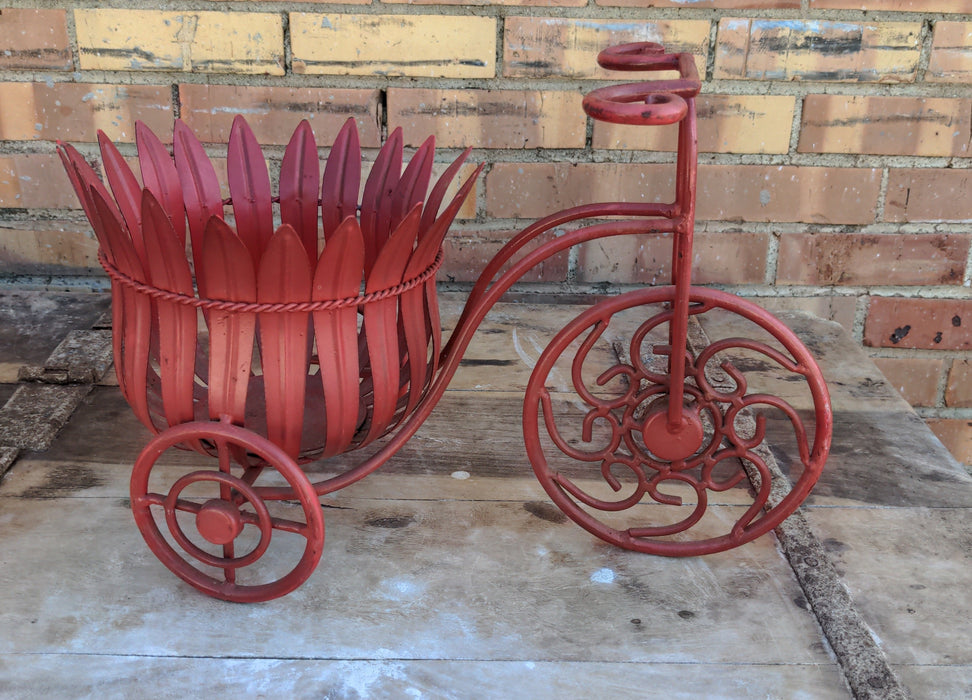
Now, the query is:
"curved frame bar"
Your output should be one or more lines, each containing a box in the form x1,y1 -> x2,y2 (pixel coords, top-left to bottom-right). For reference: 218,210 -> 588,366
261,215 -> 680,499
266,42 -> 706,500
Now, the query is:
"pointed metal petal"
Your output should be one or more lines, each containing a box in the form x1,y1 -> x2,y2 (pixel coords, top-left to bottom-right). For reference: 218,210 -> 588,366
313,216 -> 365,457
227,115 -> 273,271
141,189 -> 196,428
137,120 -> 186,245
321,118 -> 361,242
173,119 -> 223,290
280,120 -> 320,263
98,130 -> 146,262
360,127 -> 403,274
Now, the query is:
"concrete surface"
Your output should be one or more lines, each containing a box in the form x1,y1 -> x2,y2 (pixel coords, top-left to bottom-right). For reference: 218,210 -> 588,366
0,291 -> 969,699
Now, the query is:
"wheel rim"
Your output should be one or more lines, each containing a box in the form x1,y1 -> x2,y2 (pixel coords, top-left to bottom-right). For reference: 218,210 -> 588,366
523,286 -> 832,556
130,421 -> 325,602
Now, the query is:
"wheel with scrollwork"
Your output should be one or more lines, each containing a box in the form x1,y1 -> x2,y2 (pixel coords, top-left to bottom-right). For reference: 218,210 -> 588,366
523,286 -> 832,556
130,421 -> 324,602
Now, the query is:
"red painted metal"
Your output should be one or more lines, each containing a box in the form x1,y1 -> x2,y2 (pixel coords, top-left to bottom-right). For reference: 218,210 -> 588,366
522,286 -> 832,555
59,41 -> 832,601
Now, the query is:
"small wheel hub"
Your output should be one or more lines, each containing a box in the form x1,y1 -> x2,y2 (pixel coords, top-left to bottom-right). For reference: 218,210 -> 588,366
641,405 -> 704,462
196,499 -> 244,545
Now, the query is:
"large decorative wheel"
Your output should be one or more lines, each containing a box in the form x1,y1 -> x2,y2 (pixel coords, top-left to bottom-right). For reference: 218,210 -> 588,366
524,286 -> 832,556
130,421 -> 325,602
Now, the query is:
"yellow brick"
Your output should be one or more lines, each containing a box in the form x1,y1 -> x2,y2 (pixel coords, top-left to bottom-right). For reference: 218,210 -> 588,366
74,9 -> 284,75
593,95 -> 794,154
387,89 -> 585,148
291,14 -> 495,78
715,18 -> 921,83
0,221 -> 100,271
504,17 -> 709,79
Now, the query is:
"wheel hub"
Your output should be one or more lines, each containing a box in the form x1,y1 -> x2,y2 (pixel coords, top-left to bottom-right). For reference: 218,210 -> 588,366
641,405 -> 704,462
196,499 -> 244,545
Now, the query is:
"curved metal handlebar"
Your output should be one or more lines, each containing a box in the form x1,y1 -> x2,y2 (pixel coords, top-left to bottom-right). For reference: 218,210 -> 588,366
583,42 -> 701,126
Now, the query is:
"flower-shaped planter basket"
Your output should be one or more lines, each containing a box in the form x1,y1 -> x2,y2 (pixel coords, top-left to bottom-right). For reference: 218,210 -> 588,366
59,116 -> 481,601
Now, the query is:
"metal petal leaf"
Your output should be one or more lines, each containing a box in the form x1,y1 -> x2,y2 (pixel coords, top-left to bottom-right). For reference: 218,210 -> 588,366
137,120 -> 186,245
360,127 -> 403,274
227,115 -> 273,272
200,216 -> 257,424
89,185 -> 152,431
361,204 -> 421,444
141,189 -> 196,428
280,120 -> 320,263
321,118 -> 361,243
390,135 -> 434,234
313,216 -> 365,457
98,130 -> 146,262
258,224 -> 312,458
173,119 -> 223,291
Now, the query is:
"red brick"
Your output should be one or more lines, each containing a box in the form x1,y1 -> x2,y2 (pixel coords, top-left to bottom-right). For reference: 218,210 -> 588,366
715,18 -> 921,83
777,233 -> 969,286
504,17 -> 709,79
440,228 -> 566,284
925,418 -> 972,466
884,169 -> 972,223
0,83 -> 173,144
387,89 -> 585,149
872,357 -> 944,407
810,0 -> 972,9
179,85 -> 381,146
0,9 -> 72,70
945,359 -> 972,408
0,154 -> 78,209
576,231 -> 768,285
486,163 -> 880,225
593,95 -> 794,155
599,0 -> 796,6
864,297 -> 972,350
799,95 -> 972,158
927,22 -> 972,84
485,163 -> 670,220
697,165 -> 879,225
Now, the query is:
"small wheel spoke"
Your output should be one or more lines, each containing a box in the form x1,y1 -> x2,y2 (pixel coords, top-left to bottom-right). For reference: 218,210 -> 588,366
216,438 -> 232,474
269,515 -> 312,536
169,498 -> 203,515
140,492 -> 166,508
223,542 -> 236,584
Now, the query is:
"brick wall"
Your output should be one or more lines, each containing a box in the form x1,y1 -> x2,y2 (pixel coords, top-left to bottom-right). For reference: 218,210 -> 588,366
0,2 -> 970,465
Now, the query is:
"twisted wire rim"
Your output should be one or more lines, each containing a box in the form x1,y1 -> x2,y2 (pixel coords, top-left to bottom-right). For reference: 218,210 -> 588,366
98,249 -> 444,313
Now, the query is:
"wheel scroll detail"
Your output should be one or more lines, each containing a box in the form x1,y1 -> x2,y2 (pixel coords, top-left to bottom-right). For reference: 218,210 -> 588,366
523,286 -> 832,556
131,421 -> 325,602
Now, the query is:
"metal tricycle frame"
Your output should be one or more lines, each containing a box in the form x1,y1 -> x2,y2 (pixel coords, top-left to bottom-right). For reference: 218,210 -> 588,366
59,42 -> 832,602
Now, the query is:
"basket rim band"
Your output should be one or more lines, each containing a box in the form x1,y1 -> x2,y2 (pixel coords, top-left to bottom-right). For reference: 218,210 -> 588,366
98,249 -> 444,313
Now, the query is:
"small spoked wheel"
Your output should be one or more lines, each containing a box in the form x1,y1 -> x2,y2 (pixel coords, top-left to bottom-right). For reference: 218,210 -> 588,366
130,421 -> 324,602
524,286 -> 832,556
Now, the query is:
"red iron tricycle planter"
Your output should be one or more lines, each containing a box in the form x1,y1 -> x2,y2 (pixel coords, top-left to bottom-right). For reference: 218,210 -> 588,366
59,42 -> 831,602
